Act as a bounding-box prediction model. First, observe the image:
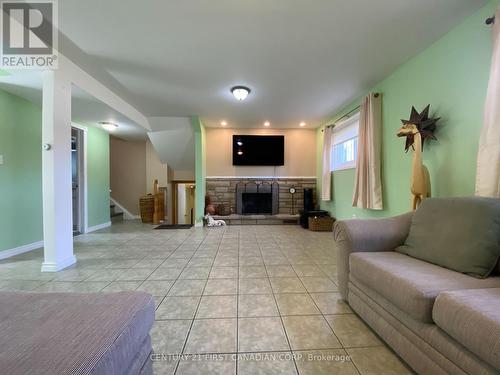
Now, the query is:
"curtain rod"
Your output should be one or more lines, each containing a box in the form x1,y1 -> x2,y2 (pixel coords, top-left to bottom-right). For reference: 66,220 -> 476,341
486,16 -> 495,25
322,92 -> 379,132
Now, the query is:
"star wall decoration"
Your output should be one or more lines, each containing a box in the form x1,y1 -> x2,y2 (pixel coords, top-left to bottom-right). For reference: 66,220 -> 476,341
401,104 -> 440,152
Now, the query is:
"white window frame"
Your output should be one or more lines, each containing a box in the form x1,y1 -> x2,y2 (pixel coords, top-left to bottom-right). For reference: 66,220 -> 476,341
330,112 -> 360,172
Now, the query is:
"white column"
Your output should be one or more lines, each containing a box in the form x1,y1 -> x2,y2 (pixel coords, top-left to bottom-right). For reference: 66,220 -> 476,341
41,70 -> 76,272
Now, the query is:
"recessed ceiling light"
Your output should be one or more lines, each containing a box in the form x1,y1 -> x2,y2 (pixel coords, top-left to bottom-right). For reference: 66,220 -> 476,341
237,151 -> 243,155
99,121 -> 118,131
300,122 -> 306,127
231,86 -> 251,101
264,121 -> 270,127
221,121 -> 227,126
237,141 -> 243,146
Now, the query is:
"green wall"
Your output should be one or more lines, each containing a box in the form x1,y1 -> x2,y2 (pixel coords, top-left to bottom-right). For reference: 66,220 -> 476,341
0,90 -> 43,251
318,0 -> 498,220
85,125 -> 110,228
192,116 -> 206,225
0,90 -> 110,253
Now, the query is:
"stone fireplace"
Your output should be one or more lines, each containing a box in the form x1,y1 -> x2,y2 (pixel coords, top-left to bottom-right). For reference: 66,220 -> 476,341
206,177 -> 316,215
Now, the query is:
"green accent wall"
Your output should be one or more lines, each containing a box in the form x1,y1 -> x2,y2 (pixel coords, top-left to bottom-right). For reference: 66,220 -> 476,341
192,116 -> 206,225
0,90 -> 110,253
318,0 -> 498,220
0,90 -> 43,252
86,125 -> 110,227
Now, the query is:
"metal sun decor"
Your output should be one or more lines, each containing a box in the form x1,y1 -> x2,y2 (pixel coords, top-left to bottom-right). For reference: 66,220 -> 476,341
400,104 -> 440,152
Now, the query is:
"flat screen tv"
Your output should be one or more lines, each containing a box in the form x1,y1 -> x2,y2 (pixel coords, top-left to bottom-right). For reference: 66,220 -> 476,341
232,135 -> 284,166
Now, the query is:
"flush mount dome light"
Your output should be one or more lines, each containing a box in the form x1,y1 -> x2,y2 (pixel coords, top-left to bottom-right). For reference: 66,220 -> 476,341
99,121 -> 118,131
231,86 -> 251,101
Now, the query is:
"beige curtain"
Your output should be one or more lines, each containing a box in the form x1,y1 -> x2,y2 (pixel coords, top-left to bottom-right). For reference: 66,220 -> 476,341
476,8 -> 500,197
352,93 -> 383,209
321,126 -> 333,201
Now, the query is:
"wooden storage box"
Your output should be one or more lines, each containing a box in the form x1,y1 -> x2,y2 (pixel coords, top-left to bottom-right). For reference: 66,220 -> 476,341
308,216 -> 335,232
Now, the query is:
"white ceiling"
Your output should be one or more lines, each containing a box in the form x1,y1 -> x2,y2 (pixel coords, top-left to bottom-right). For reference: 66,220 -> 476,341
56,0 -> 487,129
148,117 -> 195,171
0,71 -> 149,140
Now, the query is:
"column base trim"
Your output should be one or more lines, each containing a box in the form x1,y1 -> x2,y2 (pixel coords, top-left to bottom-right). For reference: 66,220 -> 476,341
41,255 -> 77,273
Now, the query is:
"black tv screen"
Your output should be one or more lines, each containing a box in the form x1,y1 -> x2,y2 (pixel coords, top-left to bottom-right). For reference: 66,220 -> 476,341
233,135 -> 284,166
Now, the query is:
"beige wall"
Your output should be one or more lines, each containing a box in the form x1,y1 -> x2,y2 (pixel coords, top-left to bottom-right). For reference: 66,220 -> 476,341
110,137 -> 147,215
205,128 -> 317,177
172,170 -> 195,181
146,141 -> 168,192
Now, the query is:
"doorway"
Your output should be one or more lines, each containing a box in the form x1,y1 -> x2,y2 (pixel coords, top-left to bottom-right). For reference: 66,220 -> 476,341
173,182 -> 195,225
71,126 -> 86,235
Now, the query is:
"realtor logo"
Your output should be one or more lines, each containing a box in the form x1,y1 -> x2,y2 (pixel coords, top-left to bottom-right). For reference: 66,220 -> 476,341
1,0 -> 58,69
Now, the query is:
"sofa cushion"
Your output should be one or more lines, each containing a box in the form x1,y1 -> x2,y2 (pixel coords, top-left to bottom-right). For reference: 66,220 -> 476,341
349,252 -> 500,323
396,197 -> 500,278
433,288 -> 500,370
0,291 -> 155,375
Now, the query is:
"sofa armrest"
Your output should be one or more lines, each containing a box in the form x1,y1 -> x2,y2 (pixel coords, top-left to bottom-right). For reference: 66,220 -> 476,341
333,212 -> 413,300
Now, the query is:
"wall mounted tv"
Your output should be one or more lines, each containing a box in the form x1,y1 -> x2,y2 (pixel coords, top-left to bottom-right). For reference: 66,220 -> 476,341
232,135 -> 284,166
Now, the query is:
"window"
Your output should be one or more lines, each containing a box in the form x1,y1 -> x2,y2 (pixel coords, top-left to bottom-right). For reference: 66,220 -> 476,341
330,112 -> 360,171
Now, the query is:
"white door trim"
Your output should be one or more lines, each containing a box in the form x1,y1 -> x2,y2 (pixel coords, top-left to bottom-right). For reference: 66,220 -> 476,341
72,123 -> 88,234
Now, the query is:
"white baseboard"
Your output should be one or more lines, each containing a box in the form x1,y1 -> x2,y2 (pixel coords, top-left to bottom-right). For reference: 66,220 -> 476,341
0,240 -> 44,260
110,197 -> 140,220
87,221 -> 112,233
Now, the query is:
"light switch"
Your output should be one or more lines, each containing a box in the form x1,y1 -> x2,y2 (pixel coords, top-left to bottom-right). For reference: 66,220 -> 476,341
0,155 -> 3,165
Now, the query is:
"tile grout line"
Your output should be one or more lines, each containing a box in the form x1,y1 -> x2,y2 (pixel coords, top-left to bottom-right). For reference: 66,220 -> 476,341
260,231 -> 301,375
174,228 -> 223,374
235,228 -> 240,375
291,250 -> 363,375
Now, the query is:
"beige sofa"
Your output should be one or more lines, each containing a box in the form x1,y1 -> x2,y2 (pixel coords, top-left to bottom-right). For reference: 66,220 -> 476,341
334,212 -> 500,375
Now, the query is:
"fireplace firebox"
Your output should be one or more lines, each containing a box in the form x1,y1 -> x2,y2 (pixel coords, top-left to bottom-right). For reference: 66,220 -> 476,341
236,181 -> 279,215
242,192 -> 272,214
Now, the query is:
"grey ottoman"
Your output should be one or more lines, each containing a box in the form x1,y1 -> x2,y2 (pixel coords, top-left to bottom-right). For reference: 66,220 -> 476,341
0,291 -> 155,375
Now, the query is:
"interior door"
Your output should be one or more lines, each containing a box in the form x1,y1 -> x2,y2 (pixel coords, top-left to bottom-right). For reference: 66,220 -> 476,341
173,182 -> 195,225
71,128 -> 84,234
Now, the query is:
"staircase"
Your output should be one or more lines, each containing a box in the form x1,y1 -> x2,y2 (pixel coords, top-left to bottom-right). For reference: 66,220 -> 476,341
110,202 -> 124,222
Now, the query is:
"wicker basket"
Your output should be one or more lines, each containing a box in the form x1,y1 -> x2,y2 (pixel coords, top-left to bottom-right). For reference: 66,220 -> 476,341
217,204 -> 231,216
139,195 -> 155,223
308,216 -> 335,232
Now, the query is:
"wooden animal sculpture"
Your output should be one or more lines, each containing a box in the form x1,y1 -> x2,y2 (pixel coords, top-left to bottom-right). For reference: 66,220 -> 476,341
397,105 -> 440,210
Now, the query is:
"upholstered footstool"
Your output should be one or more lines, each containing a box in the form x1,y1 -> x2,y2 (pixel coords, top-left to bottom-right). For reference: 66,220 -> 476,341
0,291 -> 155,375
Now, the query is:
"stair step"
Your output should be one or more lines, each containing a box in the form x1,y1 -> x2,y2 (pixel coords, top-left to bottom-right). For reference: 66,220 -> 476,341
110,204 -> 116,209
111,212 -> 123,218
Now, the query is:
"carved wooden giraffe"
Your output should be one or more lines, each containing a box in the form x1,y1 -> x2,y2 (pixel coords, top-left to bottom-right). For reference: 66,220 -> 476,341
397,124 -> 431,210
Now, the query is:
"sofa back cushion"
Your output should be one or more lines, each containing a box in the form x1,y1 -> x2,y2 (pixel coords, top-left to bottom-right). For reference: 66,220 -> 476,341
396,197 -> 500,278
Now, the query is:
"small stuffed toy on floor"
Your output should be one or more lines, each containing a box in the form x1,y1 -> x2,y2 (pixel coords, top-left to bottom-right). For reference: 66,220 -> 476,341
204,214 -> 227,227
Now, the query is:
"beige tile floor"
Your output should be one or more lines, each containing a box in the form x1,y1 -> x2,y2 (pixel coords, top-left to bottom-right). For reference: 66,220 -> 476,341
0,221 -> 412,375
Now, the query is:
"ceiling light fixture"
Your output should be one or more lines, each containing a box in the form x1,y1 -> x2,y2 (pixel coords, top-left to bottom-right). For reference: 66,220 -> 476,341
231,86 -> 251,101
264,121 -> 270,127
99,121 -> 118,131
221,120 -> 227,126
300,122 -> 306,127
